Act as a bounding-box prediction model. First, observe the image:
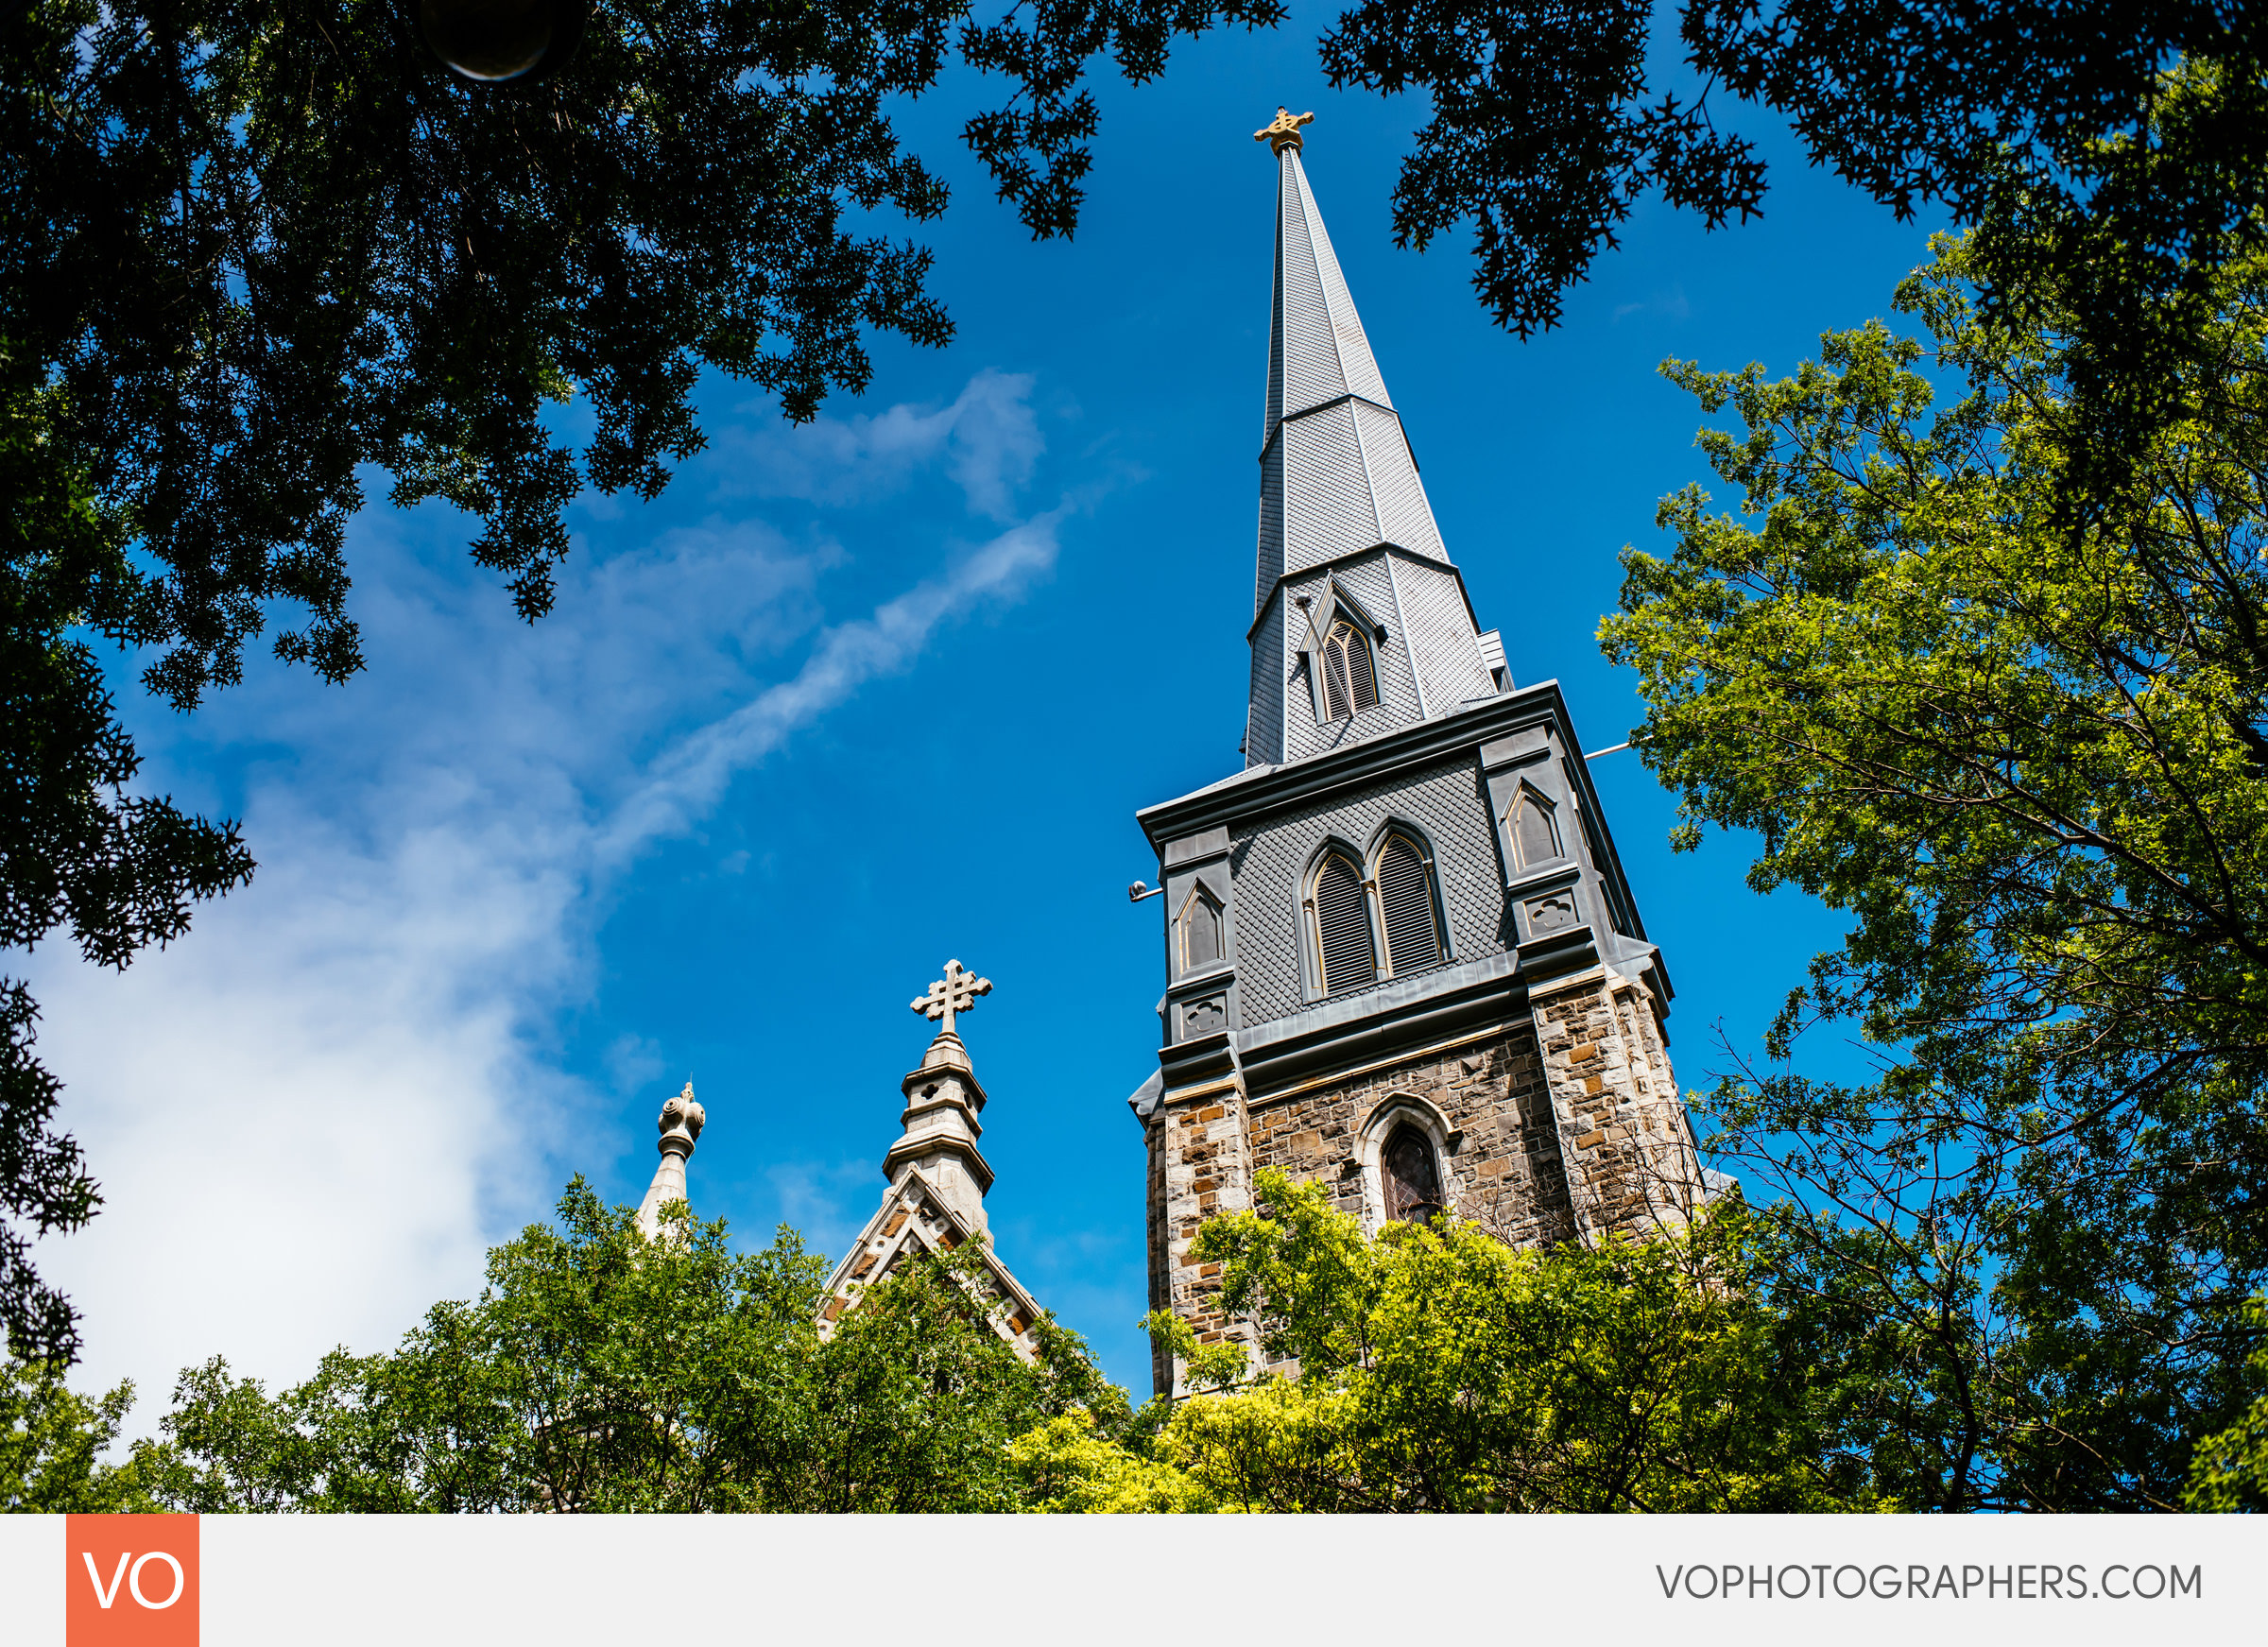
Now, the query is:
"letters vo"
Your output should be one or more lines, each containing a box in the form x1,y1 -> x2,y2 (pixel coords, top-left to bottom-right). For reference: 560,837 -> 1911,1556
64,1516 -> 198,1647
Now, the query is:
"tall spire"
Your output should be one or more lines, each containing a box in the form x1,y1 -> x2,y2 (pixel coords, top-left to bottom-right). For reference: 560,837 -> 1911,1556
1245,116 -> 1502,768
1263,127 -> 1392,458
635,1082 -> 704,1238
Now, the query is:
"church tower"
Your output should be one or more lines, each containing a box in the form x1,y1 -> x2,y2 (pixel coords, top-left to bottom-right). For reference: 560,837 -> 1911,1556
1130,112 -> 1707,1396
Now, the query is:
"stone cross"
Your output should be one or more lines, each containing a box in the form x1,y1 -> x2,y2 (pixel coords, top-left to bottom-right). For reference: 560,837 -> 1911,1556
1254,107 -> 1314,155
910,958 -> 991,1038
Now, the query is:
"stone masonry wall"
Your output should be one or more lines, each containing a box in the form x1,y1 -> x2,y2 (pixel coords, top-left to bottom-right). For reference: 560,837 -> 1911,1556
1532,968 -> 1700,1239
1143,979 -> 1701,1395
1151,1081 -> 1259,1388
1246,1023 -> 1577,1247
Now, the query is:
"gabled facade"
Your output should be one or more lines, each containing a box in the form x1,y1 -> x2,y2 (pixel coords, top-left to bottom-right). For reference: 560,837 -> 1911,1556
1130,117 -> 1709,1398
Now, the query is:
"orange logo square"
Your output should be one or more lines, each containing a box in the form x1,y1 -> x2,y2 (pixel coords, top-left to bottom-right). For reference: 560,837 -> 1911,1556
64,1515 -> 198,1647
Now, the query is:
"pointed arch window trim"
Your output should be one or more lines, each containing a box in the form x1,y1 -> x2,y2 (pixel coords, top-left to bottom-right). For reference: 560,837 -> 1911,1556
1301,838 -> 1380,998
1177,882 -> 1227,976
1356,1093 -> 1462,1236
1504,779 -> 1568,872
1383,1122 -> 1446,1224
1320,618 -> 1378,721
1296,578 -> 1389,725
1366,820 -> 1453,977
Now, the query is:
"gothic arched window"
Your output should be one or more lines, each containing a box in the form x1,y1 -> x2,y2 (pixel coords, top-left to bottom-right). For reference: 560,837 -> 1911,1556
1311,849 -> 1377,994
1383,1124 -> 1443,1224
1507,784 -> 1562,869
1178,885 -> 1224,972
1373,831 -> 1442,976
1320,619 -> 1379,721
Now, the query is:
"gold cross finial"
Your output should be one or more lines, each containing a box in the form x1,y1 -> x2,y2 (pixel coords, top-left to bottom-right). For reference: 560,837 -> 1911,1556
911,958 -> 992,1038
1255,107 -> 1314,155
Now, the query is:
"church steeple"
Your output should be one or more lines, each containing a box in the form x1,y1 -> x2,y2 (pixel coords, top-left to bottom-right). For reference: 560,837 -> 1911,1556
1246,116 -> 1504,768
1127,116 -> 1701,1399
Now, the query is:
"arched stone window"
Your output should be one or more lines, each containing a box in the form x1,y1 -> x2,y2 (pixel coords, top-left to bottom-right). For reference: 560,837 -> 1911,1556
1178,884 -> 1224,972
1383,1124 -> 1443,1224
1309,849 -> 1377,993
1372,830 -> 1442,976
1507,782 -> 1562,869
1320,618 -> 1379,721
1358,1094 -> 1459,1234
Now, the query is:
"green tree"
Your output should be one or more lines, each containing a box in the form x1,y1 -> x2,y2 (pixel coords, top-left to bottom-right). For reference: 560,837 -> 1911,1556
132,1179 -> 1125,1511
0,360 -> 252,1363
1320,4 -> 2264,344
2183,1297 -> 2268,1511
9,0 -> 1286,705
1323,9 -> 2265,561
1007,1411 -> 1214,1512
1600,206 -> 2268,1507
1073,1171 -> 1864,1513
0,1355 -> 163,1511
0,0 -> 1280,1360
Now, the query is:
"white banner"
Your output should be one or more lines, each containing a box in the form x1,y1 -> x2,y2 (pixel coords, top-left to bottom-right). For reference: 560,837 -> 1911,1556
5,1512 -> 2260,1646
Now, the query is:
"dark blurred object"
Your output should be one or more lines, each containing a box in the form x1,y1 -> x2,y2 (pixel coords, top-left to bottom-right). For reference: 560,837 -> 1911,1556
419,0 -> 587,83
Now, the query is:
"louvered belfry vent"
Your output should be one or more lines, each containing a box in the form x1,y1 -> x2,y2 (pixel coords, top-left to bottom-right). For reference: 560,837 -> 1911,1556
1345,622 -> 1377,709
1321,645 -> 1351,721
1313,852 -> 1376,992
1320,619 -> 1378,722
1375,832 -> 1441,975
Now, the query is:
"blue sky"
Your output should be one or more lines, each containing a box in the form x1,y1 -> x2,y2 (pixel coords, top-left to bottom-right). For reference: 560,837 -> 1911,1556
35,12 -> 1948,1411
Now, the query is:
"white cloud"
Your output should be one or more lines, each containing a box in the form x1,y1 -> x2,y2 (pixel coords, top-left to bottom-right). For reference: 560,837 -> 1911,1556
27,805 -> 590,1411
706,369 -> 1042,522
26,370 -> 1061,1425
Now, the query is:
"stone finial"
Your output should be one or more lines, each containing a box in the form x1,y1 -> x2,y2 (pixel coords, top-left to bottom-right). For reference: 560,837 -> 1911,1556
659,1081 -> 705,1149
910,959 -> 991,1039
1254,106 -> 1314,155
637,1081 -> 704,1239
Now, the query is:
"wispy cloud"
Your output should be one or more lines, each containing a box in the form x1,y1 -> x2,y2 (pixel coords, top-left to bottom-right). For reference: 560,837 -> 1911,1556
1612,285 -> 1692,323
707,369 -> 1043,523
29,369 -> 1065,1421
597,508 -> 1063,864
758,1158 -> 879,1261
